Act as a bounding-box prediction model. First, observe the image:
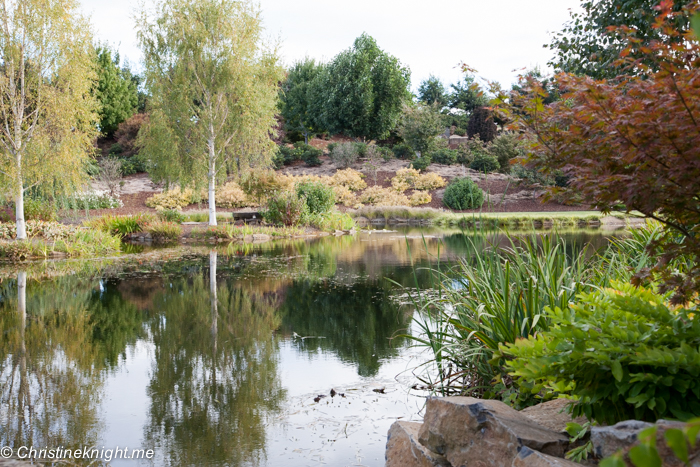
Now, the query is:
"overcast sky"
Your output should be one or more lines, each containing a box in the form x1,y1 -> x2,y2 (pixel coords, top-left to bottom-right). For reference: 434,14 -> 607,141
79,0 -> 581,92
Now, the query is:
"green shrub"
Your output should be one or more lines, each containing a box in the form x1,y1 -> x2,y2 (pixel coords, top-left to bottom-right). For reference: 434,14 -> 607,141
262,190 -> 308,226
108,143 -> 123,156
157,209 -> 185,223
296,181 -> 335,215
443,178 -> 484,210
489,132 -> 524,173
376,146 -> 394,161
392,143 -> 414,159
146,220 -> 183,242
353,142 -> 369,157
329,142 -> 359,168
470,151 -> 500,173
119,154 -> 149,175
498,282 -> 700,424
295,142 -> 323,167
23,198 -> 57,221
431,148 -> 458,165
409,155 -> 431,172
455,144 -> 474,165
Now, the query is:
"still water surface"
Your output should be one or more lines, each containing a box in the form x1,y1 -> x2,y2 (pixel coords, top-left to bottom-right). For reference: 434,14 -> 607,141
0,229 -> 617,466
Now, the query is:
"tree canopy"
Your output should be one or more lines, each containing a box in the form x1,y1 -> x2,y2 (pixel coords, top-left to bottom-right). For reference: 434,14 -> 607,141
418,75 -> 448,107
547,0 -> 692,79
0,0 -> 99,239
137,0 -> 283,225
279,58 -> 325,143
94,46 -> 139,137
309,33 -> 411,141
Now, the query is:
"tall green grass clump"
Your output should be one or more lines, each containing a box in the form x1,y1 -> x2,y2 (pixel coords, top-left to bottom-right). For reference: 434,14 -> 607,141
408,222 -> 679,409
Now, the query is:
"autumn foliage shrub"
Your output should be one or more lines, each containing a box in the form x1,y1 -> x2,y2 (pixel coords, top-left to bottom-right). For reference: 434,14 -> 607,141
501,4 -> 700,301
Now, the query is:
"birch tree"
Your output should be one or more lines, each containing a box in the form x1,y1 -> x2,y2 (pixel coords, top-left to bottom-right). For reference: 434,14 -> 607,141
137,0 -> 283,226
0,0 -> 98,239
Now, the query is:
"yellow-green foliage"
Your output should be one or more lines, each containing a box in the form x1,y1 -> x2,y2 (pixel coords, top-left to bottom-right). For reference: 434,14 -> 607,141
359,186 -> 409,206
330,168 -> 367,191
217,181 -> 249,208
0,221 -> 76,240
332,185 -> 361,208
391,168 -> 420,192
145,220 -> 183,241
409,191 -> 432,206
145,187 -> 195,210
414,172 -> 447,190
391,168 -> 446,192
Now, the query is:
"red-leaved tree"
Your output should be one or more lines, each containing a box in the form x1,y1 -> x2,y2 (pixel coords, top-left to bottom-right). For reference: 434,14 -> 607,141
500,0 -> 700,302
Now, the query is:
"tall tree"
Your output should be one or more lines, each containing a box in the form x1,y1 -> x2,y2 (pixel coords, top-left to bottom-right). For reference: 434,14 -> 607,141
0,0 -> 98,239
137,0 -> 283,226
547,0 -> 692,79
279,58 -> 324,144
310,33 -> 411,141
418,75 -> 448,107
448,74 -> 488,115
94,46 -> 138,137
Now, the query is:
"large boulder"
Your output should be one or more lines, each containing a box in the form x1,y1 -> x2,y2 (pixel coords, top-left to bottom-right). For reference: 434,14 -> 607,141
417,397 -> 570,467
386,421 -> 450,467
513,447 -> 583,467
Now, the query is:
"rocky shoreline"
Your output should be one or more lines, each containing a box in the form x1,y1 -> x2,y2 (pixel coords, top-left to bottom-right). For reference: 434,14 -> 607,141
386,397 -> 700,467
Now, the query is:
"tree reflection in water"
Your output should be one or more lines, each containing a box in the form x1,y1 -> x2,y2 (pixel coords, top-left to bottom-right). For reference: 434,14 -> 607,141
143,250 -> 285,467
0,273 -> 110,465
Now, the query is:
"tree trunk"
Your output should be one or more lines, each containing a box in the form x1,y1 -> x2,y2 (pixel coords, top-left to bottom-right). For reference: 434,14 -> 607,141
208,138 -> 217,226
304,131 -> 308,145
15,186 -> 26,240
209,250 -> 218,354
17,271 -> 29,432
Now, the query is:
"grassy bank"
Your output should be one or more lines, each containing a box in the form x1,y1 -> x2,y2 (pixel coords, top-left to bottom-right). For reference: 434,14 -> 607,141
349,206 -> 634,228
0,223 -> 122,261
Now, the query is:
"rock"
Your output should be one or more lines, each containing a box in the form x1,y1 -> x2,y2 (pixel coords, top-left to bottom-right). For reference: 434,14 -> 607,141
418,397 -> 570,467
513,446 -> 582,467
251,234 -> 270,242
590,420 -> 653,459
592,420 -> 700,467
318,232 -> 330,237
521,399 -> 588,434
386,421 -> 450,467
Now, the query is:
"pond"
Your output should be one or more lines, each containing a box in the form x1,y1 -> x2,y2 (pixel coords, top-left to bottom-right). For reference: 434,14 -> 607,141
0,228 -> 619,467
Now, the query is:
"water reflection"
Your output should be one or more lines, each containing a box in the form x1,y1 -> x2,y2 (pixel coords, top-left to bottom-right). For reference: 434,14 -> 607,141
0,273 -> 107,465
0,229 -> 621,467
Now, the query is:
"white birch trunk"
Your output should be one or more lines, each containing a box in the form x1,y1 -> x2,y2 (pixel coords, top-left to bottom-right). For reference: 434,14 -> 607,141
15,185 -> 26,240
208,134 -> 217,226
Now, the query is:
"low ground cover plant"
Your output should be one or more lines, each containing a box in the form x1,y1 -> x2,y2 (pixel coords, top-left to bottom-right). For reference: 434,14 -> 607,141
145,187 -> 196,210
